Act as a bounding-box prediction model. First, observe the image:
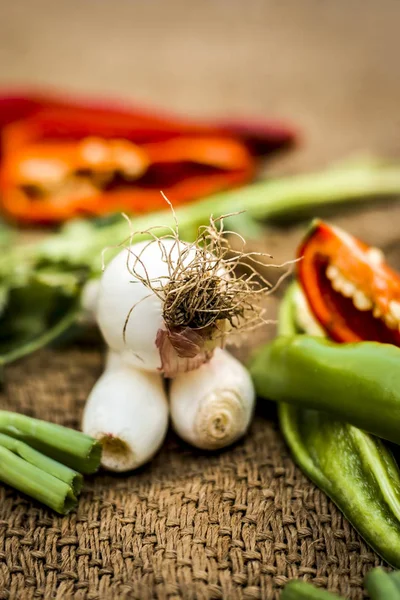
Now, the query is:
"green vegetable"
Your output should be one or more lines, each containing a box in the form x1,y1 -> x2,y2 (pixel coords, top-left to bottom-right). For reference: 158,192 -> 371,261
280,580 -> 343,600
0,411 -> 102,514
280,567 -> 400,599
390,570 -> 400,591
0,411 -> 101,474
280,404 -> 400,568
2,159 -> 400,366
31,159 -> 400,273
250,334 -> 400,446
257,284 -> 400,567
0,433 -> 83,493
0,445 -> 77,514
0,284 -> 80,366
365,567 -> 400,599
0,434 -> 81,514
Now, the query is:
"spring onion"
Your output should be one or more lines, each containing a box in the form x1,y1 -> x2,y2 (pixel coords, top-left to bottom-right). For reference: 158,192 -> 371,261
82,354 -> 168,472
170,348 -> 255,450
0,411 -> 101,513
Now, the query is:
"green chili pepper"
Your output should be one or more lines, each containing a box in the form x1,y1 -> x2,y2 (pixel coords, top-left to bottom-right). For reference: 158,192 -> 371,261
365,567 -> 400,600
279,403 -> 400,568
390,570 -> 400,591
250,333 -> 400,447
281,580 -> 343,600
280,568 -> 400,599
254,284 -> 400,568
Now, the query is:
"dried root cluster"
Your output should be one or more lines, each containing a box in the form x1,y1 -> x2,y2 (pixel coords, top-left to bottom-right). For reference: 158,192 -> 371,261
108,202 -> 294,344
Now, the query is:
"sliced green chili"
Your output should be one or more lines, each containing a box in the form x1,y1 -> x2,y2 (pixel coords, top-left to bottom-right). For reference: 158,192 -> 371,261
279,404 -> 400,568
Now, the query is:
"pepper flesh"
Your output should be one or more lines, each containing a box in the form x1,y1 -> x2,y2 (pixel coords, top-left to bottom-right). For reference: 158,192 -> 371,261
297,219 -> 400,345
0,92 -> 297,223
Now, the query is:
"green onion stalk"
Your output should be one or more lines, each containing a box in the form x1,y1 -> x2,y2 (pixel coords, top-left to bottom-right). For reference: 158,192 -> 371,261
1,158 -> 400,367
0,412 -> 101,514
35,158 -> 400,271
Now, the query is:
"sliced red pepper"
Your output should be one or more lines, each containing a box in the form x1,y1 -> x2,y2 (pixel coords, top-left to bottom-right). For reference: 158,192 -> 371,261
0,135 -> 253,222
0,90 -> 297,153
0,91 -> 297,224
297,219 -> 400,345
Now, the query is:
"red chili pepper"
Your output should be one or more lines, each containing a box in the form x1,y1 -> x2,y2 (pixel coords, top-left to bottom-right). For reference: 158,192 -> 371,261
0,91 -> 297,224
297,220 -> 400,345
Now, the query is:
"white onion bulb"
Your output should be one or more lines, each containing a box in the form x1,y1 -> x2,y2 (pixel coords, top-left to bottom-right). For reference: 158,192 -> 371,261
82,361 -> 168,471
169,348 -> 255,450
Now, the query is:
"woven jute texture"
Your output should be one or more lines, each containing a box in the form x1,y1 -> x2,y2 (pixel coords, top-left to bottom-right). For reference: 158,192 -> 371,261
2,202 -> 400,600
0,335 -> 384,600
2,202 -> 400,599
1,0 -> 400,597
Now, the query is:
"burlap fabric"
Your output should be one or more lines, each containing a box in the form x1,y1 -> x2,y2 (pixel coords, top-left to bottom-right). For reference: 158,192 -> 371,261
3,201 -> 400,600
1,1 -> 400,597
0,346 -> 383,600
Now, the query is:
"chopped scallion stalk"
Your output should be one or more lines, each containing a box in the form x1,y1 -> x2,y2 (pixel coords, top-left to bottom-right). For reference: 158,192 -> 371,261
0,445 -> 77,514
0,433 -> 83,495
0,411 -> 102,474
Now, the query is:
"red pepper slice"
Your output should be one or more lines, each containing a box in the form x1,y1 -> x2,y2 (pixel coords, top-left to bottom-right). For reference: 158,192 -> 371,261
297,220 -> 400,345
0,135 -> 253,222
0,91 -> 297,153
0,92 -> 297,224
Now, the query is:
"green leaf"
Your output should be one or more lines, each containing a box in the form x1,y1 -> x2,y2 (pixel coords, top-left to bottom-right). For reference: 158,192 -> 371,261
0,279 -> 81,366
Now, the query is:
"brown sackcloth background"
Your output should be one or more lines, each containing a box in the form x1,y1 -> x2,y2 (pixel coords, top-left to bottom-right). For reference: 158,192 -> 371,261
1,1 -> 400,598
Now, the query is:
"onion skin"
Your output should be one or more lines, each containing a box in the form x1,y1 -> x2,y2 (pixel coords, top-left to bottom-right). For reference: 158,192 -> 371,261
169,349 -> 255,450
82,363 -> 168,471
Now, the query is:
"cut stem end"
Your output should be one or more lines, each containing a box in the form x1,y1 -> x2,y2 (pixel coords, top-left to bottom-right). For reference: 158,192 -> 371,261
98,434 -> 135,472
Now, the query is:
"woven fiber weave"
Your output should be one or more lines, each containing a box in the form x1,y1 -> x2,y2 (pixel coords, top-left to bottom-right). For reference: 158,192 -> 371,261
0,343 -> 383,600
0,0 -> 400,596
